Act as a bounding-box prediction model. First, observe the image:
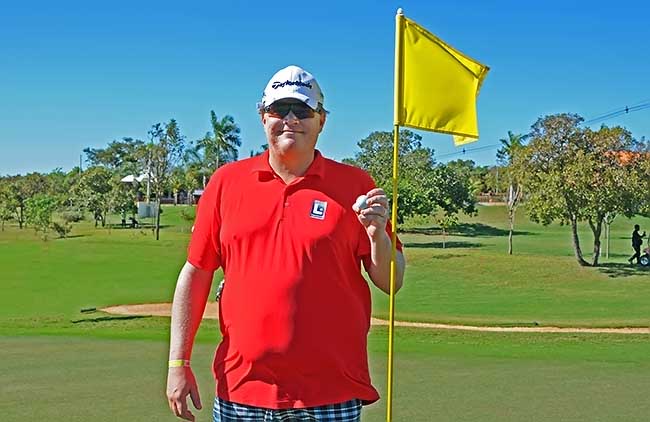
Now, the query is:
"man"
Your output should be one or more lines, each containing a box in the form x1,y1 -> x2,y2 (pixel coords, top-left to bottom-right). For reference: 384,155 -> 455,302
166,65 -> 406,422
628,224 -> 646,265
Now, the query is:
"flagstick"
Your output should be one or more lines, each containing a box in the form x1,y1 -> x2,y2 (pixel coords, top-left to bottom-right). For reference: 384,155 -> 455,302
386,8 -> 404,422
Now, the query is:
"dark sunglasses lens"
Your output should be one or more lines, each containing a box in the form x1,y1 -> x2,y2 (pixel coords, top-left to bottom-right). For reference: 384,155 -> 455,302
268,103 -> 315,119
291,104 -> 315,119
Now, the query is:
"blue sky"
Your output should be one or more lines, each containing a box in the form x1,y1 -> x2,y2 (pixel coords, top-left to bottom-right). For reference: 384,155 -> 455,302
2,0 -> 649,176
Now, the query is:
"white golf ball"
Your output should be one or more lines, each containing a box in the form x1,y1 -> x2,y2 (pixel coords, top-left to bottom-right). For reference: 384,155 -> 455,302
354,194 -> 369,210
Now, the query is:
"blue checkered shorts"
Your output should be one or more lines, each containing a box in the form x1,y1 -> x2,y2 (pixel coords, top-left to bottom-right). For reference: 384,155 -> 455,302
213,397 -> 362,421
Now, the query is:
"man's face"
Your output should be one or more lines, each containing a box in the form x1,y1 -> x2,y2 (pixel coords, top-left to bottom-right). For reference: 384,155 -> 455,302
261,99 -> 326,158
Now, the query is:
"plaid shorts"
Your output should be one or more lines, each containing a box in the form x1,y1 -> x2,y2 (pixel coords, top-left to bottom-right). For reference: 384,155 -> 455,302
212,397 -> 362,422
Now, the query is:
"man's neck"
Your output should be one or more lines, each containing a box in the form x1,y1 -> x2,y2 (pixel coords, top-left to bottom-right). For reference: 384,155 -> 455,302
268,151 -> 315,184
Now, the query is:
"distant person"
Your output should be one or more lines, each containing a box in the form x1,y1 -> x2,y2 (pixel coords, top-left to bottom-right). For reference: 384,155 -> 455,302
165,65 -> 406,422
129,216 -> 139,229
628,224 -> 646,264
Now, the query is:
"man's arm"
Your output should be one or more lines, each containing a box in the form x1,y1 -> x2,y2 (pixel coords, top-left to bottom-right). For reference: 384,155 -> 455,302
355,188 -> 406,295
166,261 -> 214,422
366,231 -> 406,295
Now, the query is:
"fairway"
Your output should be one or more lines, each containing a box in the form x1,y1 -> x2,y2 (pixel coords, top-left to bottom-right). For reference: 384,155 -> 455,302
1,205 -> 649,421
2,329 -> 649,422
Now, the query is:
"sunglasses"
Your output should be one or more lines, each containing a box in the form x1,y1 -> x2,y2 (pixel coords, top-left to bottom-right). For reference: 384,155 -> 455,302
264,101 -> 320,119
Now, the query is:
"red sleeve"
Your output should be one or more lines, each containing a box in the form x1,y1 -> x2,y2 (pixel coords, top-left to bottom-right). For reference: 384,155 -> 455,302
187,173 -> 221,272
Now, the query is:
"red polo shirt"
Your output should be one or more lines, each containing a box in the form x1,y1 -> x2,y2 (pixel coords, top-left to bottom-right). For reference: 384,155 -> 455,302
187,150 -> 402,409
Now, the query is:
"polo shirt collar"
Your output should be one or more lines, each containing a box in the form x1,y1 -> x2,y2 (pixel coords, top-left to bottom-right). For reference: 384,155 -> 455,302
250,149 -> 326,180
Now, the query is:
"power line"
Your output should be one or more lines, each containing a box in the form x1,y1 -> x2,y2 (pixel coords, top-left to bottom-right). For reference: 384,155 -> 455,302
437,99 -> 650,160
584,102 -> 650,124
437,143 -> 499,159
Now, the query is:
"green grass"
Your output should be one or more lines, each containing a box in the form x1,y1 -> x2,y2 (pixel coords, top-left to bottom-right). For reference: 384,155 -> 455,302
372,207 -> 650,327
2,328 -> 649,422
1,204 -> 650,421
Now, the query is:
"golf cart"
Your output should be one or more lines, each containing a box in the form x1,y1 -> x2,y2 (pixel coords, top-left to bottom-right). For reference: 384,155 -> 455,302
640,238 -> 650,267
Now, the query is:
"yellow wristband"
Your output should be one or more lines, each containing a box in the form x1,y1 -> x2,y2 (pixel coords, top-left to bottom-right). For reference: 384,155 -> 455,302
168,359 -> 190,368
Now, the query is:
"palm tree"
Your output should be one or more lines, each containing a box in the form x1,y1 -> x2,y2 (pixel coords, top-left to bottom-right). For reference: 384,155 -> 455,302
185,133 -> 214,189
208,111 -> 241,170
496,131 -> 528,255
185,113 -> 242,189
496,131 -> 527,166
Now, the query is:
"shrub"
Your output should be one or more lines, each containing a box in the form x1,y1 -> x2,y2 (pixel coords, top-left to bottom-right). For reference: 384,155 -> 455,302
51,221 -> 72,238
61,210 -> 85,223
180,207 -> 195,223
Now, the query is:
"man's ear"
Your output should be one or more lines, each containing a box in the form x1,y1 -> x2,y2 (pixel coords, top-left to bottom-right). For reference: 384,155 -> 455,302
319,113 -> 327,133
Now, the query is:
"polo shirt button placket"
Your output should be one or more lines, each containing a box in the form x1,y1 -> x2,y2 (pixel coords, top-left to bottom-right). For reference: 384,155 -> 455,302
280,187 -> 290,222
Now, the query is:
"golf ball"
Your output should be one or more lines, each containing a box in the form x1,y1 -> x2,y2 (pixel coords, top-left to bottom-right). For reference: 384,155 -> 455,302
354,194 -> 369,210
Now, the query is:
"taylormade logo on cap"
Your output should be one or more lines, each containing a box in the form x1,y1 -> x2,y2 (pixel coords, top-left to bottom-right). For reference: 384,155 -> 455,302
260,65 -> 324,111
271,80 -> 313,89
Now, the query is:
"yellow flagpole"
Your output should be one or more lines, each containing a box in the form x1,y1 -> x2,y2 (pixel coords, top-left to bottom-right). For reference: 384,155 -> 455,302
386,7 -> 404,422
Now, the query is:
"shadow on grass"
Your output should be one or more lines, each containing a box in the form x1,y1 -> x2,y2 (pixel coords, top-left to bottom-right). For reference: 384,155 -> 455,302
603,253 -> 635,259
404,241 -> 482,249
402,223 -> 534,238
597,262 -> 650,278
71,315 -> 151,324
430,253 -> 467,260
106,224 -> 172,230
53,234 -> 87,240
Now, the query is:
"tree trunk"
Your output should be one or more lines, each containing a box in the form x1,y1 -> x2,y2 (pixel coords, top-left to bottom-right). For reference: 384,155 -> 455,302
1,219 -> 4,231
588,217 -> 603,267
155,199 -> 161,240
508,208 -> 514,255
570,215 -> 590,266
174,191 -> 178,206
19,206 -> 24,229
506,183 -> 520,255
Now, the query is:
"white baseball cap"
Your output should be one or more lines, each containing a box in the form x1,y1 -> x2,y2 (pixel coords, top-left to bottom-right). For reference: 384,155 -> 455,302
259,65 -> 325,111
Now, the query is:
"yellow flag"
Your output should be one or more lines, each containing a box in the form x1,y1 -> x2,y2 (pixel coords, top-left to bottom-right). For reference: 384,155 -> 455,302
397,16 -> 489,142
453,135 -> 478,146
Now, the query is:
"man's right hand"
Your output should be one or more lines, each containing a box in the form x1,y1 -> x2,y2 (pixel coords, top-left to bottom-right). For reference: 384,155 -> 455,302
166,367 -> 202,421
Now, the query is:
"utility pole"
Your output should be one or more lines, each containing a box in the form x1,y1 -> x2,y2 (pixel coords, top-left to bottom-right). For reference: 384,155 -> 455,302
146,151 -> 151,205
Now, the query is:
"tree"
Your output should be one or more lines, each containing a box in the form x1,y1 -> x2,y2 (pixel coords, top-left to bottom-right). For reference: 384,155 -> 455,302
0,179 -> 15,231
84,138 -> 145,175
445,159 -> 489,197
168,167 -> 186,206
344,130 -> 476,224
109,177 -> 138,221
5,173 -> 46,229
25,194 -> 58,240
496,131 -> 528,255
344,130 -> 434,223
184,137 -> 214,189
148,119 -> 185,240
429,164 -> 477,218
74,166 -> 113,227
437,213 -> 458,249
209,111 -> 242,170
184,113 -> 241,189
182,164 -> 203,205
638,150 -> 650,216
518,114 -> 644,266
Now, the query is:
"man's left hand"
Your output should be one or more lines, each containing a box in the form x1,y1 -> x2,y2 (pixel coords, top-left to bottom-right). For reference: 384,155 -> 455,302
353,188 -> 390,239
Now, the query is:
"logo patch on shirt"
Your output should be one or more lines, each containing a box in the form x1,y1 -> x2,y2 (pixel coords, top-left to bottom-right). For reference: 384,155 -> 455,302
309,200 -> 328,220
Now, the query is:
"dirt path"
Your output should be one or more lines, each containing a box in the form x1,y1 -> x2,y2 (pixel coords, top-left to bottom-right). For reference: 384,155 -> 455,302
100,303 -> 650,334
